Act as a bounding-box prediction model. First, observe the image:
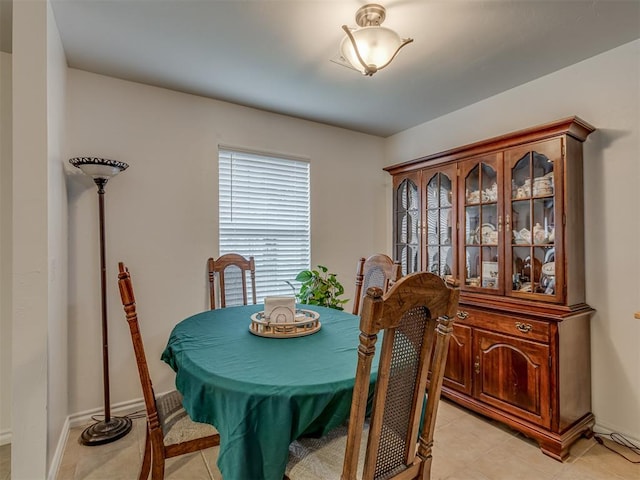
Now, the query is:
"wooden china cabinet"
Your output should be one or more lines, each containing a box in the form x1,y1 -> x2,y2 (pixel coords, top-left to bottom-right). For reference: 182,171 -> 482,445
385,117 -> 595,461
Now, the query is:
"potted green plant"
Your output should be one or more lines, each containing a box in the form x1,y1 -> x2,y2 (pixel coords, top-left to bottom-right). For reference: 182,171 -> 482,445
289,265 -> 348,310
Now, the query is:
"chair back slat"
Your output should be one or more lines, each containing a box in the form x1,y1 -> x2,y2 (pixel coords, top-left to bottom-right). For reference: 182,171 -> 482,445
207,253 -> 257,309
353,254 -> 402,315
343,272 -> 459,480
117,262 -> 161,431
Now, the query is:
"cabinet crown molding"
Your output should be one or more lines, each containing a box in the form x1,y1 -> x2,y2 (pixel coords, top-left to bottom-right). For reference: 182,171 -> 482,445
384,116 -> 595,175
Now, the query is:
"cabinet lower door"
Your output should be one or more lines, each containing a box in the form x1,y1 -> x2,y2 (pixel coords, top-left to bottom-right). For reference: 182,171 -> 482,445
443,323 -> 473,395
473,329 -> 551,428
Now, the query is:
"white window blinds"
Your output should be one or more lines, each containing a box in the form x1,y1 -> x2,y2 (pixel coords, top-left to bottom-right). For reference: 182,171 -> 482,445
219,148 -> 311,300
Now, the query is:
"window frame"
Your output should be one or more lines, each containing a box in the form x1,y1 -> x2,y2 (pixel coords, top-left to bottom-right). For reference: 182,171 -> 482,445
218,146 -> 311,302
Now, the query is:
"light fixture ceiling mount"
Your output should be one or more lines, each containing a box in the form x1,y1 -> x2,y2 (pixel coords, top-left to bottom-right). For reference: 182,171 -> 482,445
340,3 -> 413,76
354,3 -> 386,26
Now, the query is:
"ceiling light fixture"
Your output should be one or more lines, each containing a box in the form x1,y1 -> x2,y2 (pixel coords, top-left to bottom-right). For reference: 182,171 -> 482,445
340,3 -> 413,76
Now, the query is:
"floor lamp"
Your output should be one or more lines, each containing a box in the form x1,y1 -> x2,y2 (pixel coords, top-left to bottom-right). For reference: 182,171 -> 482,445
70,156 -> 132,446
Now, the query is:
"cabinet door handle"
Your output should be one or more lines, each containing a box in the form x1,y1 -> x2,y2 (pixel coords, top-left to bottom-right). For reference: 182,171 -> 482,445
474,356 -> 480,375
506,214 -> 511,231
515,322 -> 533,333
457,311 -> 469,320
498,215 -> 502,232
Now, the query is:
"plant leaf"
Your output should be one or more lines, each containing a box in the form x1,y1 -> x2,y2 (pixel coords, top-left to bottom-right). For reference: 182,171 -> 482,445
295,270 -> 312,282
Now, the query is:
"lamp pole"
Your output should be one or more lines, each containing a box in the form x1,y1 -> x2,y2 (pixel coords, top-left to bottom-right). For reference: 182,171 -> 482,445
70,157 -> 132,446
97,177 -> 112,425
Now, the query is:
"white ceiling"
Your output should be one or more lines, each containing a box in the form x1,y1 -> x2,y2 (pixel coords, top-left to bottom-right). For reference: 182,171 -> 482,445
3,1 -> 640,137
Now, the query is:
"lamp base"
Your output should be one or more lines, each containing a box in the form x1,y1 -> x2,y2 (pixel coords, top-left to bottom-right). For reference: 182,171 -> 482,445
79,416 -> 132,446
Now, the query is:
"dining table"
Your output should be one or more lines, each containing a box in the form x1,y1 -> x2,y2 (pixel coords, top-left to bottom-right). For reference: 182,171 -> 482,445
161,303 -> 378,480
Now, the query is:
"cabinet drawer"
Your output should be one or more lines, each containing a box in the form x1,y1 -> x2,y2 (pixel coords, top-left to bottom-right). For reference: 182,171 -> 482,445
457,308 -> 550,342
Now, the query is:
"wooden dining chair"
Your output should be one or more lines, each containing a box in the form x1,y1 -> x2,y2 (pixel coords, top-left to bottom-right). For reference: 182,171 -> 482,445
207,253 -> 257,309
352,254 -> 402,315
287,272 -> 459,480
118,262 -> 220,480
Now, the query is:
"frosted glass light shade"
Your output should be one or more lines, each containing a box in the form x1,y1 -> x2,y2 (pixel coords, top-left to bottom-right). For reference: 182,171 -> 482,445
340,26 -> 403,74
69,157 -> 129,180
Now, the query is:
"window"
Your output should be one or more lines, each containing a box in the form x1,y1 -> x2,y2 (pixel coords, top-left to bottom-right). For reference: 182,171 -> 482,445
219,148 -> 310,302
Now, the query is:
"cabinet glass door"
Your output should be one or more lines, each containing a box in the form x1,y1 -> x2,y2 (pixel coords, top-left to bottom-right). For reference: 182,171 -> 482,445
506,140 -> 562,302
461,156 -> 501,291
424,169 -> 455,283
394,176 -> 420,275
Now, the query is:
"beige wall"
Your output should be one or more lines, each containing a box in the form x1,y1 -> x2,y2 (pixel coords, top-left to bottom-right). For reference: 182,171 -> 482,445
46,0 -> 69,468
65,70 -> 387,415
11,0 -> 69,477
385,39 -> 640,441
0,51 -> 12,445
12,1 -> 49,477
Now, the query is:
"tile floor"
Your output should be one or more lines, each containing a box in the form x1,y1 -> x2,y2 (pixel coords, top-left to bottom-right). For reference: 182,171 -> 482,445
1,399 -> 638,479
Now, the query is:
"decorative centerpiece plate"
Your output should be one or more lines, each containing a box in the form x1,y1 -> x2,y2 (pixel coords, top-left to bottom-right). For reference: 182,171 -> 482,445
249,309 -> 321,338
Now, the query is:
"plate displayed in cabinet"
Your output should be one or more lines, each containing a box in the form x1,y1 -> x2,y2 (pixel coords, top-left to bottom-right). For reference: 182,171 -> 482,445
541,262 -> 555,276
475,223 -> 497,244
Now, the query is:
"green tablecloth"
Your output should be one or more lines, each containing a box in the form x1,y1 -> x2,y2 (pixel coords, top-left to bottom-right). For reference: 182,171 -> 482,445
161,304 -> 377,480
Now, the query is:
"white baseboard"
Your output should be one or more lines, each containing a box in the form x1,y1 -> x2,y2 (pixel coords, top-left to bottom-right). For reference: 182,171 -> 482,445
594,421 -> 640,445
67,396 -> 146,429
0,428 -> 11,446
47,416 -> 70,480
48,396 -> 149,480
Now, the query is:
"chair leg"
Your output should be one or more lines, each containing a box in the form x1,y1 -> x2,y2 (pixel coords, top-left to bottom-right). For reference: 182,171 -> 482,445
420,457 -> 433,480
150,438 -> 166,480
151,458 -> 165,480
139,426 -> 151,480
416,441 -> 434,480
